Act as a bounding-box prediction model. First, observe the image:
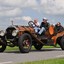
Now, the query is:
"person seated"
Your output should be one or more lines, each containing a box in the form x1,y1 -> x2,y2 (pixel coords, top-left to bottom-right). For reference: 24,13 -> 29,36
33,19 -> 40,33
40,17 -> 50,29
38,17 -> 50,35
33,19 -> 45,35
55,22 -> 64,33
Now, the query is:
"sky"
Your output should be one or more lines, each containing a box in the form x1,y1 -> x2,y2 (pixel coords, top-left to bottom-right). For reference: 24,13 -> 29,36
0,0 -> 64,29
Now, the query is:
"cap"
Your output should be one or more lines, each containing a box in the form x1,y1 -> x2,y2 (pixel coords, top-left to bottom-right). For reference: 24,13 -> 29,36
43,17 -> 48,20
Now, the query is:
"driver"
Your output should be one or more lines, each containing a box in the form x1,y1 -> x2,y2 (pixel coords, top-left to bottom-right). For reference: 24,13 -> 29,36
38,17 -> 50,35
40,17 -> 50,30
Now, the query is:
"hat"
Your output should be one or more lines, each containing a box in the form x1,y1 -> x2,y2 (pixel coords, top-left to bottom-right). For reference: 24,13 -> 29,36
43,17 -> 48,20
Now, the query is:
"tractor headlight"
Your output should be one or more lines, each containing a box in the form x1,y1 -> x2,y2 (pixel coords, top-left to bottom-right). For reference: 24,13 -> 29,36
0,30 -> 5,36
12,30 -> 18,36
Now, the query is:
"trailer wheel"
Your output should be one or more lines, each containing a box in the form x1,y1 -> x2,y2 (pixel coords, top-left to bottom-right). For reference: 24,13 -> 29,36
0,43 -> 6,52
33,41 -> 43,50
60,36 -> 64,50
18,33 -> 32,53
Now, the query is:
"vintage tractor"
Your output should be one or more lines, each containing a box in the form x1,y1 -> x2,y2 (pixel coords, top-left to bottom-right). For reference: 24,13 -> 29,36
0,21 -> 64,53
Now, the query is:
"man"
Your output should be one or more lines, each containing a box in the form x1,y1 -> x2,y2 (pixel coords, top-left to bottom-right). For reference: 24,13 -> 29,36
55,22 -> 64,33
33,19 -> 40,33
33,19 -> 45,35
40,17 -> 50,30
38,17 -> 50,35
34,19 -> 40,27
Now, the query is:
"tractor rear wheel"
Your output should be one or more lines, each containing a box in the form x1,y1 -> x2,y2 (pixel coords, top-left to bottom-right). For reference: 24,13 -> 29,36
60,36 -> 64,50
33,41 -> 43,50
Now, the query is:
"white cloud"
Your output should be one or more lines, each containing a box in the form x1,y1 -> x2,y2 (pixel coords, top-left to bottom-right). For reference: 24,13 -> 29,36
0,0 -> 37,17
7,8 -> 22,16
10,16 -> 32,21
4,0 -> 22,6
33,0 -> 64,15
40,0 -> 47,5
0,0 -> 64,15
3,0 -> 37,7
0,0 -> 64,29
9,16 -> 32,26
21,16 -> 32,22
0,8 -> 22,16
10,17 -> 22,22
13,17 -> 22,20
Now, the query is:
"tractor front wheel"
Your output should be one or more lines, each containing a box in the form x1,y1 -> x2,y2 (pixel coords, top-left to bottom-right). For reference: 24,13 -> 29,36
0,43 -> 6,52
18,33 -> 32,53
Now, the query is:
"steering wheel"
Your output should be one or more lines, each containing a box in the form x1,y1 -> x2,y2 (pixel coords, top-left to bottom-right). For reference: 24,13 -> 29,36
28,21 -> 35,27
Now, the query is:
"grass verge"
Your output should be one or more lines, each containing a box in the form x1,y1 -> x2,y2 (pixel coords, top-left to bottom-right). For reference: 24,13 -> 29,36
5,46 -> 19,51
20,58 -> 64,64
5,44 -> 60,51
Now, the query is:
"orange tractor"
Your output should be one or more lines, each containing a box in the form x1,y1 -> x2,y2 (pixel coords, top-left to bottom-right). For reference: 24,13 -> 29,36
0,21 -> 64,53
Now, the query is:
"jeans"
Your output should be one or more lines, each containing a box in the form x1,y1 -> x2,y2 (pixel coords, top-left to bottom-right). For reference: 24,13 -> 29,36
38,27 -> 45,35
34,27 -> 40,33
34,27 -> 45,35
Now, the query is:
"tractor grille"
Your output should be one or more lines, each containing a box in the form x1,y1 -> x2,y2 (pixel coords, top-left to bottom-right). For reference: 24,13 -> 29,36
6,27 -> 16,39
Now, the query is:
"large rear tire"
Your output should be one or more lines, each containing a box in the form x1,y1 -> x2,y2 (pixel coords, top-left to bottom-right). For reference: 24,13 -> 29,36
60,36 -> 64,50
18,33 -> 32,53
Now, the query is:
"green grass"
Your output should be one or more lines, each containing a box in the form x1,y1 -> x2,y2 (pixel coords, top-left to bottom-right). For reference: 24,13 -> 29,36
20,58 -> 64,64
43,45 -> 60,48
5,44 -> 60,51
5,46 -> 19,51
5,46 -> 54,51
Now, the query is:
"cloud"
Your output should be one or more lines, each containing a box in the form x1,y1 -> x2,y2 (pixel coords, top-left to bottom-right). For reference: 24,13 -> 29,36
10,16 -> 32,21
0,0 -> 37,17
33,0 -> 64,15
9,16 -> 32,26
21,16 -> 32,22
0,8 -> 22,16
3,0 -> 37,7
0,0 -> 64,15
0,0 -> 64,28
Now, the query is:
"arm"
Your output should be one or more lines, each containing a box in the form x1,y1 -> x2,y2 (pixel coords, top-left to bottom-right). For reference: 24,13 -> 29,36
58,26 -> 64,32
54,25 -> 58,33
45,23 -> 50,30
35,22 -> 40,27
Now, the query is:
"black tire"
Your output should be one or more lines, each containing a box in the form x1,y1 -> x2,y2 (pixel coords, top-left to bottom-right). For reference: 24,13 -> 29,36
60,36 -> 64,50
0,44 -> 6,52
18,33 -> 32,53
33,41 -> 43,50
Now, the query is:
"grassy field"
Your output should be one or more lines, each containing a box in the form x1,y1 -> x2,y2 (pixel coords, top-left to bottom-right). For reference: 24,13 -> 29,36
20,58 -> 64,64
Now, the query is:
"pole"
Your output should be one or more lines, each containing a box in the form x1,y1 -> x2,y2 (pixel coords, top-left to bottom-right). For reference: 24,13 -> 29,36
11,20 -> 14,25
